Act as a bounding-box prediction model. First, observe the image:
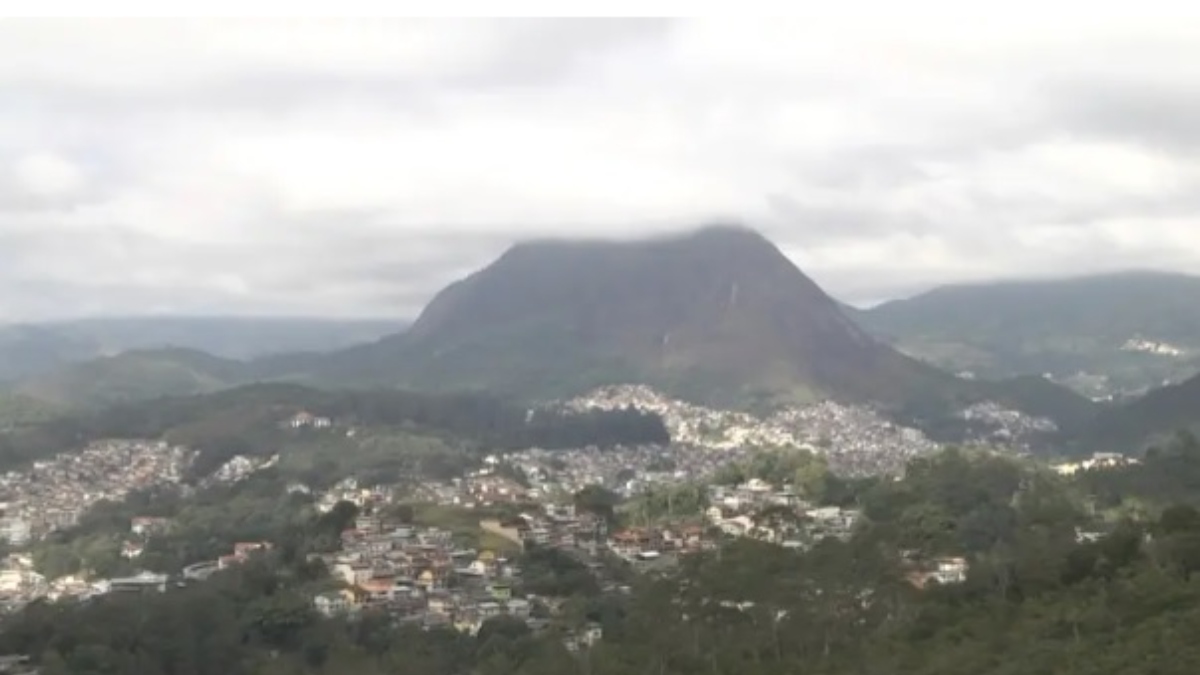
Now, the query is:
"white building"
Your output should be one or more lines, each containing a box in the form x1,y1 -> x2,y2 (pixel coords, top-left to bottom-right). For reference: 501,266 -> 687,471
0,517 -> 31,546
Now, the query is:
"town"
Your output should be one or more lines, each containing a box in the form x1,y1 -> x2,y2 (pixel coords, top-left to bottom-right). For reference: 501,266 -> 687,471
0,386 -> 1125,642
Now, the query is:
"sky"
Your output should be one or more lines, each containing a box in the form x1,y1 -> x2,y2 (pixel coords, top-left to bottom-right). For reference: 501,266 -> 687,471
3,16 -> 1200,320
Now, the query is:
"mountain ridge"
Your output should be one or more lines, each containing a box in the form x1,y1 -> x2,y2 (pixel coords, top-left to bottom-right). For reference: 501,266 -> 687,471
6,225 -> 1102,438
0,316 -> 403,383
296,225 -> 1098,433
853,270 -> 1200,397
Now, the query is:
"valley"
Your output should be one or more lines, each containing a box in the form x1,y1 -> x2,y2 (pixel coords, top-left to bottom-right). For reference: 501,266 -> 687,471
10,16 -> 1200,675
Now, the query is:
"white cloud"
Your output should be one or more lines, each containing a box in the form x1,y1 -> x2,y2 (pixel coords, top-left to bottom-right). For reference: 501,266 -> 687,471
2,16 -> 1200,320
11,152 -> 85,198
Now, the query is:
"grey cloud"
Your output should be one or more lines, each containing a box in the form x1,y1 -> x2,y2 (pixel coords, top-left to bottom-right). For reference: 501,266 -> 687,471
6,19 -> 674,117
1043,77 -> 1200,153
763,195 -> 940,244
4,19 -> 1200,321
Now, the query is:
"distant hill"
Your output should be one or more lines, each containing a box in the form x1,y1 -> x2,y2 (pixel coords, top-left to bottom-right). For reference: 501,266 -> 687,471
0,382 -> 670,476
8,226 -> 1099,434
304,225 -> 1096,429
854,271 -> 1200,397
0,316 -> 403,382
14,348 -> 246,408
1078,370 -> 1200,454
0,392 -> 62,430
0,325 -> 98,382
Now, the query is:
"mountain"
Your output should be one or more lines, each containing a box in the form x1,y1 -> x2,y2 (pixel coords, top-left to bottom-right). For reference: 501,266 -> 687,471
0,325 -> 98,382
8,226 -> 1099,432
14,348 -> 245,408
0,392 -> 62,430
309,225 -> 1096,427
854,271 -> 1200,398
1079,370 -> 1200,453
0,316 -> 403,382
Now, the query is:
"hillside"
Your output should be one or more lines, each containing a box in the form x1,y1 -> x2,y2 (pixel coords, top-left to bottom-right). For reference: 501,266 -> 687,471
1079,370 -> 1200,453
308,225 -> 1095,428
13,348 -> 246,408
314,226 -> 944,404
0,381 -> 669,476
0,316 -> 402,382
855,271 -> 1200,397
8,226 -> 1100,432
0,393 -> 63,431
0,324 -> 98,382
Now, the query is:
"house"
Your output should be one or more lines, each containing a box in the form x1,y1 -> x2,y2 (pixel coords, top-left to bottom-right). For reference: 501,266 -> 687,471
106,571 -> 168,594
234,541 -> 272,557
453,612 -> 482,636
742,478 -> 772,493
705,506 -> 726,524
0,654 -> 34,675
565,623 -> 604,652
505,598 -> 532,619
718,515 -> 754,537
487,583 -> 512,601
314,591 -> 351,617
121,541 -> 145,559
932,557 -> 968,585
0,518 -> 30,547
461,559 -> 490,577
417,569 -> 439,588
426,593 -> 453,616
907,556 -> 970,588
477,601 -> 503,620
355,514 -> 382,534
521,525 -> 552,547
130,516 -> 170,537
334,561 -> 374,586
608,528 -> 655,558
287,411 -> 333,429
358,576 -> 397,603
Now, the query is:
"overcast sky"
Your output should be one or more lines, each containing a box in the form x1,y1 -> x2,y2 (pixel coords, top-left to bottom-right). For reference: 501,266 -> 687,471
3,16 -> 1200,320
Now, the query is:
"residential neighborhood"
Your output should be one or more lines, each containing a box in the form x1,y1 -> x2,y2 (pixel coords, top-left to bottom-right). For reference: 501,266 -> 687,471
0,390 -> 1072,631
565,385 -> 941,477
0,440 -> 191,547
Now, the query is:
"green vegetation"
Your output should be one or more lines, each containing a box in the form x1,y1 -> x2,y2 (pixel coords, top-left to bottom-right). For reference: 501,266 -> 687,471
16,348 -> 240,408
31,472 -> 336,579
409,503 -> 523,554
855,270 -> 1200,396
0,393 -> 61,430
15,437 -> 1200,674
0,316 -> 400,383
7,227 -> 1105,439
0,383 -> 668,476
305,225 -> 1095,432
1078,373 -> 1200,453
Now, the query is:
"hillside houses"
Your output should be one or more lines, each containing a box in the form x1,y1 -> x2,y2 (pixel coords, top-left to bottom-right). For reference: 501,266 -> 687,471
130,516 -> 171,537
565,385 -> 940,477
284,411 -> 332,429
218,541 -> 273,570
704,480 -> 860,546
904,556 -> 970,589
1052,452 -> 1139,476
0,440 -> 190,546
308,515 -> 543,635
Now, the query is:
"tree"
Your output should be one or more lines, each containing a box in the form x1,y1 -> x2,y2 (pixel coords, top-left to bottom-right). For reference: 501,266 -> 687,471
574,485 -> 620,524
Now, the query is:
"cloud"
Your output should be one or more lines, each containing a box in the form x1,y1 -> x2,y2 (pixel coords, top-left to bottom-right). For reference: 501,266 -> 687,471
2,17 -> 1200,320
